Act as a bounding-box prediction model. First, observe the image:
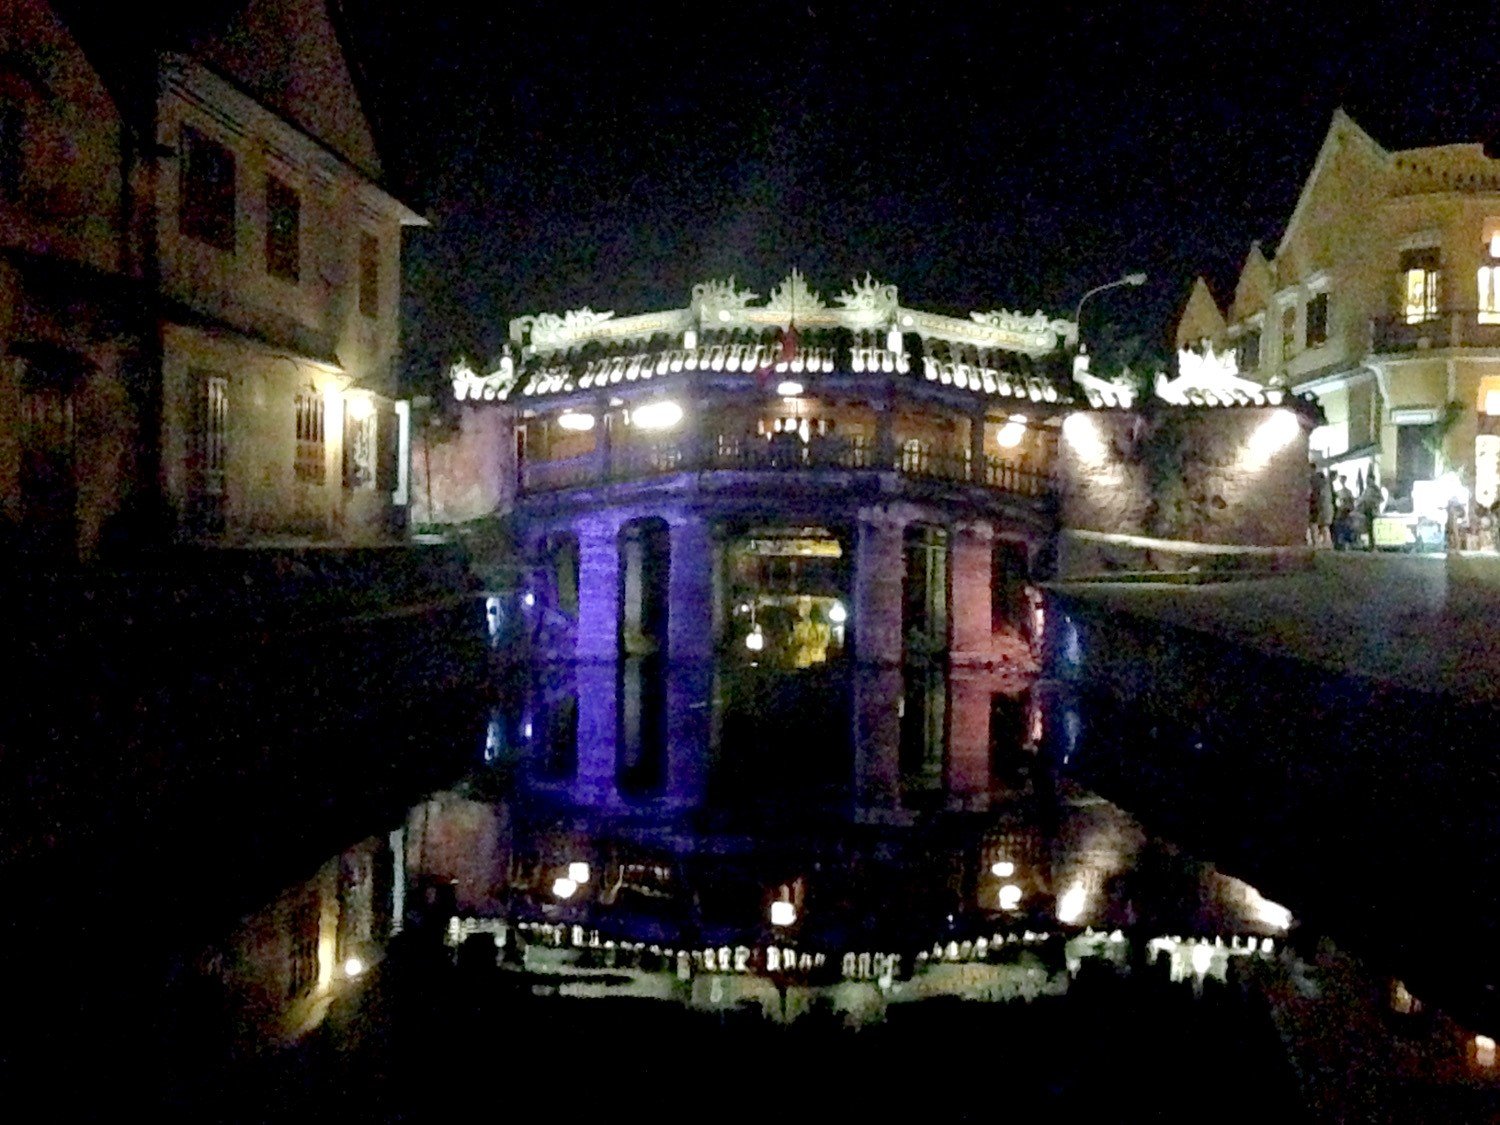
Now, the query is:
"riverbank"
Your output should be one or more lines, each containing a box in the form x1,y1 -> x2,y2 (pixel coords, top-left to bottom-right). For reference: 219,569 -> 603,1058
1051,551 -> 1500,704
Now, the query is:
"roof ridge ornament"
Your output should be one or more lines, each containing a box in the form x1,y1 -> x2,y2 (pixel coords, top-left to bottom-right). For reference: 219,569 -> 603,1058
834,273 -> 899,316
764,268 -> 826,318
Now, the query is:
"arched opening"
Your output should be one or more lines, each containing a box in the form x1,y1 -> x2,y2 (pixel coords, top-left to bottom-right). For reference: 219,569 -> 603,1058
992,537 -> 1031,631
903,523 -> 949,657
541,531 -> 579,617
619,517 -> 670,655
617,657 -> 667,799
724,525 -> 849,666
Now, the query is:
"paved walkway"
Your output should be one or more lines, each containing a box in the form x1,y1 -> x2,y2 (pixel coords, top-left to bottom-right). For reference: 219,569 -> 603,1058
1052,552 -> 1500,703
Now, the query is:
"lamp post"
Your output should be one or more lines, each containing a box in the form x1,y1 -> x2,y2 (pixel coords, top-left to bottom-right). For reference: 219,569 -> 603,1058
1072,272 -> 1147,348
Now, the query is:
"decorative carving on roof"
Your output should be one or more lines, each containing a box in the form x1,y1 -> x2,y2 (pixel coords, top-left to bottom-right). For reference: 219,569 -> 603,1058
969,308 -> 1070,338
1156,345 -> 1275,405
764,268 -> 826,317
691,277 -> 760,316
834,273 -> 899,315
513,308 -> 615,351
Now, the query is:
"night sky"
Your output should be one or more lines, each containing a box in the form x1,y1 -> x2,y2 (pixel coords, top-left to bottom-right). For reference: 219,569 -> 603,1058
339,1 -> 1500,390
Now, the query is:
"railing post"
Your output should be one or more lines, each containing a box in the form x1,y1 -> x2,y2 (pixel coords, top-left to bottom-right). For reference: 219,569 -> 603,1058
970,409 -> 987,484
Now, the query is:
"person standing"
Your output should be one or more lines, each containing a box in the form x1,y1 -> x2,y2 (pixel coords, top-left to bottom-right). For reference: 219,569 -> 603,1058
1333,475 -> 1355,550
1358,478 -> 1385,551
1312,468 -> 1334,547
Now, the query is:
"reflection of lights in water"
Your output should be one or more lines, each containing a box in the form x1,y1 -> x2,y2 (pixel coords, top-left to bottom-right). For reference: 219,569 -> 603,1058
552,877 -> 578,900
776,380 -> 804,397
485,596 -> 502,637
1063,615 -> 1081,667
827,601 -> 847,624
483,715 -> 503,762
745,625 -> 764,651
1062,707 -> 1080,764
1190,943 -> 1214,976
523,591 -> 536,608
998,884 -> 1023,911
522,721 -> 533,739
1476,1035 -> 1496,1068
991,860 -> 1015,877
343,956 -> 365,978
1056,884 -> 1087,924
568,862 -> 590,885
770,900 -> 797,927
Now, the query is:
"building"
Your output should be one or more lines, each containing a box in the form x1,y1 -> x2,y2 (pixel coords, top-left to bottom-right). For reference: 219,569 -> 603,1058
0,0 -> 421,561
1179,110 -> 1500,534
453,272 -> 1075,670
448,271 -> 1315,662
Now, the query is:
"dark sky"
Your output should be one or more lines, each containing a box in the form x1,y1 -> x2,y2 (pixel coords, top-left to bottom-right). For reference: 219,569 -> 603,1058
340,0 -> 1500,387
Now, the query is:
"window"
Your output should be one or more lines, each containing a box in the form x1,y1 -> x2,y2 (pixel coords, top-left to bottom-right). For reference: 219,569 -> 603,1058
294,388 -> 325,484
342,399 -> 375,489
1479,232 -> 1500,325
179,127 -> 235,251
190,373 -> 229,534
358,232 -> 379,317
1396,422 -> 1438,486
1235,328 -> 1261,373
265,176 -> 300,282
1306,292 -> 1329,347
0,101 -> 23,201
1280,305 -> 1298,359
1401,247 -> 1441,324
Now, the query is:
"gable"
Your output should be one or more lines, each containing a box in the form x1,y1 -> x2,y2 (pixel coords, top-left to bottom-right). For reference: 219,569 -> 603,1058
1174,276 -> 1226,351
1230,242 -> 1275,323
1275,110 -> 1387,281
194,0 -> 381,180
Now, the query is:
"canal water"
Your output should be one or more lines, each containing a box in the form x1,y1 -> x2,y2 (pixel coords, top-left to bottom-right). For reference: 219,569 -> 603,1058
9,605 -> 1500,1121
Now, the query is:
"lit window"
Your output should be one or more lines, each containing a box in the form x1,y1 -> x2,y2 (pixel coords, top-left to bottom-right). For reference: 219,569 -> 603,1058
265,176 -> 300,282
1306,292 -> 1329,347
190,373 -> 229,534
1401,247 -> 1441,324
1479,231 -> 1500,325
359,232 -> 379,317
295,388 -> 325,484
179,127 -> 236,251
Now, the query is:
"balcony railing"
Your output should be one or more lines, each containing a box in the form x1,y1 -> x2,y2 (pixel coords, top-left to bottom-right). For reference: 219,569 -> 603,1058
1372,311 -> 1500,353
521,435 -> 1050,499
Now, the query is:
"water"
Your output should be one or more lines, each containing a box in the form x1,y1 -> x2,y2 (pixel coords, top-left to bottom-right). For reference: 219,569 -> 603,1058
11,615 -> 1500,1120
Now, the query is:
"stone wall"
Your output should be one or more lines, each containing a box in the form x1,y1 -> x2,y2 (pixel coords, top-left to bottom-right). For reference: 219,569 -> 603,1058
1057,406 -> 1311,574
412,408 -> 513,525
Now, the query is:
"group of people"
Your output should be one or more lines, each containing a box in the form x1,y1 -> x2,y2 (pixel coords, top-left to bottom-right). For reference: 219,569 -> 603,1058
1309,465 -> 1386,550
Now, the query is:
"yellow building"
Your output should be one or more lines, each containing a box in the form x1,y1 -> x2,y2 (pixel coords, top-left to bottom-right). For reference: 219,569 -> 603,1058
1180,110 -> 1500,519
0,0 -> 423,559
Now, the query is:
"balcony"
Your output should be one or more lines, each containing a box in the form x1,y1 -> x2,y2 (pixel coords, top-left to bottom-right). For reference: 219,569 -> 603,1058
519,434 -> 1051,499
1372,311 -> 1500,353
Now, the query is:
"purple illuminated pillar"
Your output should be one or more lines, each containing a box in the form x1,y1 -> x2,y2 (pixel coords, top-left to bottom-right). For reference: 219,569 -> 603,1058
951,519 -> 995,664
573,661 -> 619,806
664,662 -> 713,808
854,505 -> 905,665
574,512 -> 622,663
947,671 -> 992,809
668,513 -> 715,662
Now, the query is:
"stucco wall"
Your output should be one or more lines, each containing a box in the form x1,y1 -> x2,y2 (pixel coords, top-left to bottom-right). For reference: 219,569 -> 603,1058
1058,407 -> 1310,554
411,407 -> 511,526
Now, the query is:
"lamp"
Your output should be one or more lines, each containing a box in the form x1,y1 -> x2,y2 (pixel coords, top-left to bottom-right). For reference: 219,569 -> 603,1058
1072,272 -> 1147,348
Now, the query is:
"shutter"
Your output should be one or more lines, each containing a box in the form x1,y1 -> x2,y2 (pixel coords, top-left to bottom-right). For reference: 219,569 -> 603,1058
376,399 -> 399,493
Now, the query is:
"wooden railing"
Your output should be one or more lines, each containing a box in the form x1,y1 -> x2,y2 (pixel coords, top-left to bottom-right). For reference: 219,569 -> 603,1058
521,436 -> 1050,498
1372,311 -> 1500,353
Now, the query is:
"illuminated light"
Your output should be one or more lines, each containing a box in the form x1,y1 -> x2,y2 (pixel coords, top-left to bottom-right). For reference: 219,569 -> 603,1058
683,328 -> 697,350
1190,943 -> 1214,976
827,601 -> 847,624
557,411 -> 595,432
717,309 -> 731,322
343,956 -> 365,978
523,591 -> 536,608
996,419 -> 1026,448
552,877 -> 578,900
991,861 -> 1015,878
345,393 -> 374,421
745,625 -> 764,652
522,722 -> 533,739
1247,408 -> 1300,458
1062,411 -> 1106,461
886,326 -> 903,352
632,400 -> 683,430
568,861 -> 590,885
1056,884 -> 1087,924
1477,1035 -> 1497,1068
998,884 -> 1023,911
770,900 -> 797,927
1245,886 -> 1292,931
777,380 -> 804,397
901,314 -> 914,327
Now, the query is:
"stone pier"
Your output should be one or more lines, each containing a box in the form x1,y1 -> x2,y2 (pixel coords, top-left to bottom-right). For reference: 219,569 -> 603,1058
575,512 -> 623,663
854,505 -> 905,665
950,519 -> 996,664
667,513 -> 715,662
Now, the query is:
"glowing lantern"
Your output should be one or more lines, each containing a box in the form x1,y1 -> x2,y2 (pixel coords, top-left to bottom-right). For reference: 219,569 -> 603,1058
996,417 -> 1026,448
1476,1035 -> 1496,1068
633,400 -> 683,430
343,956 -> 365,978
991,860 -> 1015,878
770,900 -> 797,927
745,625 -> 764,652
568,862 -> 590,885
552,877 -> 578,900
777,380 -> 804,397
827,602 -> 847,624
1056,884 -> 1087,924
998,884 -> 1023,911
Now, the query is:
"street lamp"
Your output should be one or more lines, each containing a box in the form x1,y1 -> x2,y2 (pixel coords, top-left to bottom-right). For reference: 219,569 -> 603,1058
1072,272 -> 1147,344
